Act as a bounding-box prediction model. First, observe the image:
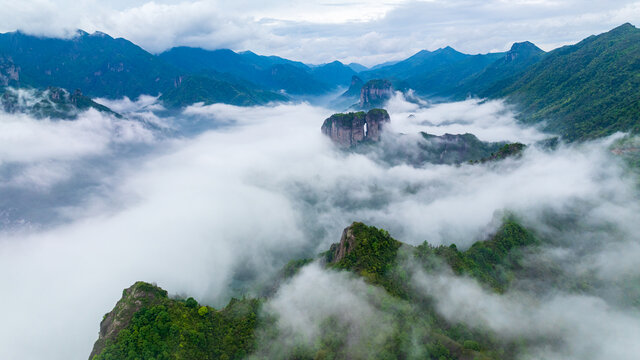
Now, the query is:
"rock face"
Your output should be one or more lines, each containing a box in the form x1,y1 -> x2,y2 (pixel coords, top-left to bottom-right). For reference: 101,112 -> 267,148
89,282 -> 168,359
364,108 -> 389,142
330,224 -> 358,264
359,79 -> 393,109
321,108 -> 390,147
321,111 -> 366,147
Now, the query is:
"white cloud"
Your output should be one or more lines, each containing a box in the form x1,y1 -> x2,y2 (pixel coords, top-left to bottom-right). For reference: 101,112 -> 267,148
0,107 -> 153,165
0,98 -> 638,359
411,269 -> 640,360
258,263 -> 398,358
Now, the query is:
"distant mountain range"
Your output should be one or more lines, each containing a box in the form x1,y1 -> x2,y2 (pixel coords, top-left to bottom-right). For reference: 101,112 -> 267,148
1,24 -> 640,140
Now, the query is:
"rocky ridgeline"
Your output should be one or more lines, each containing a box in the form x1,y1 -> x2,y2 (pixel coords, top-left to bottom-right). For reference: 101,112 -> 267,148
359,79 -> 393,109
89,282 -> 169,359
321,108 -> 390,147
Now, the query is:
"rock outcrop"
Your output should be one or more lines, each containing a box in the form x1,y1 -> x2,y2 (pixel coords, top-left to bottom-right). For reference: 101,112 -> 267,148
89,282 -> 168,359
364,108 -> 389,142
321,108 -> 390,147
321,111 -> 366,147
330,224 -> 358,264
359,79 -> 393,109
340,75 -> 364,99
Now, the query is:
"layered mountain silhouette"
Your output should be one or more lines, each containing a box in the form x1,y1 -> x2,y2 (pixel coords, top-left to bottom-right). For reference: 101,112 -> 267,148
1,24 -> 640,140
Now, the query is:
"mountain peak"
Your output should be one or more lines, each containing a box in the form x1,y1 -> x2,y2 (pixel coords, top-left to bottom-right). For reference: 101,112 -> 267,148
74,29 -> 89,37
606,22 -> 638,36
509,41 -> 541,52
616,22 -> 635,30
88,31 -> 114,40
433,46 -> 463,56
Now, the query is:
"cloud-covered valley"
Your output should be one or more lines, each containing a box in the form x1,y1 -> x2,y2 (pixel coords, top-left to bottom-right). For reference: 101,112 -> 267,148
1,95 -> 639,359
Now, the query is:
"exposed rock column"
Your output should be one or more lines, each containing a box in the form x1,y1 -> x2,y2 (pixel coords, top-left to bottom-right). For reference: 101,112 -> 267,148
364,108 -> 391,141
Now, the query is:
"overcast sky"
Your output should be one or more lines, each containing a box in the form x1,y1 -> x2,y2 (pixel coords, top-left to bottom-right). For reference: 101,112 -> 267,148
1,0 -> 639,66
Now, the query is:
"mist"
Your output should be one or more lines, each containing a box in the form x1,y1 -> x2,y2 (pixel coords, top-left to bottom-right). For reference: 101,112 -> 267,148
1,94 -> 639,359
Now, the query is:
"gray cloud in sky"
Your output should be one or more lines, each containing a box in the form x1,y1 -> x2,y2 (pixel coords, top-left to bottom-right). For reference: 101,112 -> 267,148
1,0 -> 640,65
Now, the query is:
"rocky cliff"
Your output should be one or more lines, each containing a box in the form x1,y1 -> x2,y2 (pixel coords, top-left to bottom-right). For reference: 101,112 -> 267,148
364,108 -> 389,141
89,282 -> 168,359
321,108 -> 390,147
359,79 -> 393,109
329,224 -> 358,264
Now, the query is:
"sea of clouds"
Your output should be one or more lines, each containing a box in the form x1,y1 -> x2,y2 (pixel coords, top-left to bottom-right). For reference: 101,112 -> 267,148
0,94 -> 639,359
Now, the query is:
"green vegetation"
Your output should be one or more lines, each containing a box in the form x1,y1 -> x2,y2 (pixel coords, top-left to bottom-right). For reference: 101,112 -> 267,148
93,284 -> 260,360
159,47 -> 345,95
159,75 -> 286,108
469,143 -> 526,164
491,23 -> 640,141
0,31 -> 177,99
417,132 -> 507,165
324,111 -> 366,127
280,258 -> 314,279
0,86 -> 120,119
611,135 -> 640,171
366,108 -> 389,118
416,218 -> 538,292
90,221 -> 539,360
452,42 -> 545,99
328,222 -> 403,288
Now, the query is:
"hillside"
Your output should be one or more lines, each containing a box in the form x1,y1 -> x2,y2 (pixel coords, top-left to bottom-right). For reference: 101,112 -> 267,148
90,219 -> 540,360
360,47 -> 507,96
491,23 -> 640,141
160,75 -> 287,108
90,282 -> 260,360
0,86 -> 119,118
0,30 -> 178,99
159,47 -> 354,94
451,41 -> 545,99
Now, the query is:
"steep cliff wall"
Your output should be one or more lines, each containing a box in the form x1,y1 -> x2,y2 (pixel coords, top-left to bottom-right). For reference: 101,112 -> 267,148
359,79 -> 393,109
321,109 -> 390,147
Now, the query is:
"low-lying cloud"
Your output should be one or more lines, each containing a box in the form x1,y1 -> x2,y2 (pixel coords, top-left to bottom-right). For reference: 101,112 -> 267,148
0,94 -> 639,360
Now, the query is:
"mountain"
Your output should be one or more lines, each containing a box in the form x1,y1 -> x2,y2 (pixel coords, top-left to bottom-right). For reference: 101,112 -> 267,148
492,23 -> 640,141
407,51 -> 505,96
369,59 -> 400,70
1,86 -> 119,118
415,132 -> 511,165
450,41 -> 545,99
362,46 -> 470,81
347,62 -> 368,72
310,61 -> 357,87
89,282 -> 259,360
90,218 -> 538,360
321,108 -> 390,147
0,30 -> 178,99
359,46 -> 507,97
159,74 -> 287,108
159,47 -> 341,95
359,79 -> 394,109
340,75 -> 364,99
0,31 -> 298,107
